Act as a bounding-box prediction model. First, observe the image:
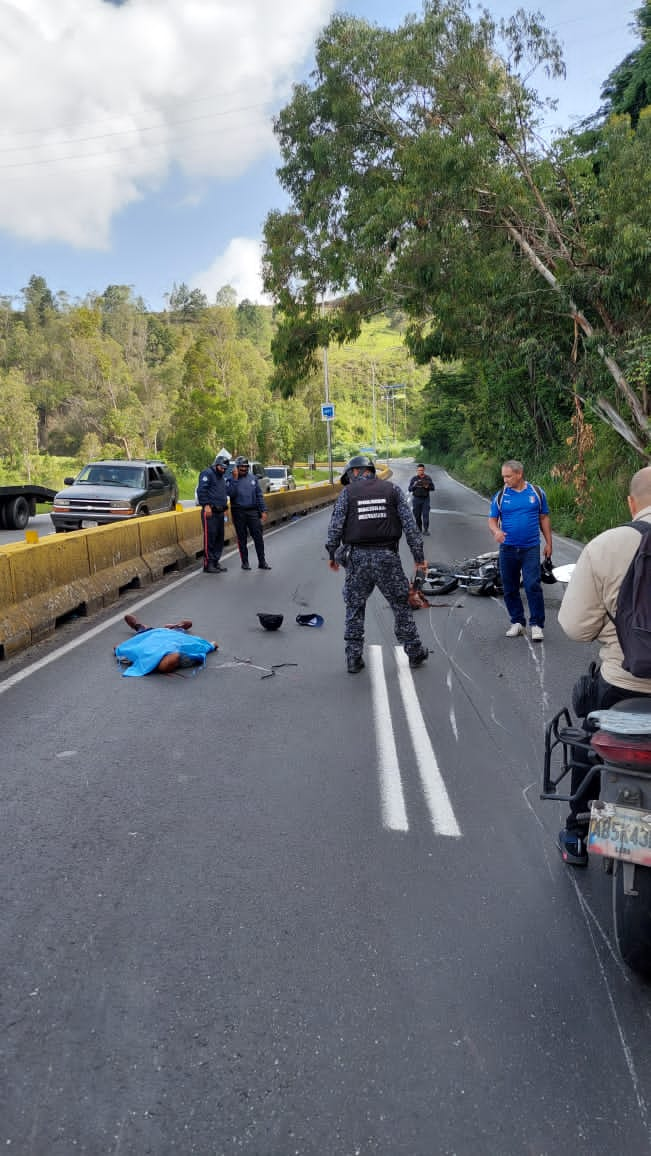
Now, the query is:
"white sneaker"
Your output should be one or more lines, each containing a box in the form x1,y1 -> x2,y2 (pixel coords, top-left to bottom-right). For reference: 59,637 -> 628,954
506,623 -> 525,637
531,625 -> 544,642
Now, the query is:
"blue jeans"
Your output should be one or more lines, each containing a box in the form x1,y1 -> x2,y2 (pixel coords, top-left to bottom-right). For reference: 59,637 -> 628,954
499,544 -> 544,628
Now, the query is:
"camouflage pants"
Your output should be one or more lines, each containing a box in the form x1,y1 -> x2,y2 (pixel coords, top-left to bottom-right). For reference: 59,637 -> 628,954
343,547 -> 423,661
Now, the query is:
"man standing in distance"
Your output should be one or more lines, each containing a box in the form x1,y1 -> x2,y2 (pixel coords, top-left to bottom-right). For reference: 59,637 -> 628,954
197,453 -> 230,573
326,455 -> 429,674
228,457 -> 271,571
408,463 -> 435,534
488,459 -> 552,641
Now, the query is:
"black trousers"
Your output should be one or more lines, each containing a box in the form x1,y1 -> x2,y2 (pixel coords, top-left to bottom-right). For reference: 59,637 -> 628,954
232,508 -> 266,566
201,506 -> 225,568
566,672 -> 650,833
412,496 -> 430,531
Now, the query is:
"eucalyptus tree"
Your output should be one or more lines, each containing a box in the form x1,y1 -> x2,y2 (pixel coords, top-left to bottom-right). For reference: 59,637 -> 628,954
0,369 -> 39,475
601,0 -> 651,126
263,1 -> 651,458
165,304 -> 272,469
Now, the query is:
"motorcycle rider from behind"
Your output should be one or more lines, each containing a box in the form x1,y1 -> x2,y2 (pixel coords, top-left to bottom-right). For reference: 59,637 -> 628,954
556,466 -> 651,865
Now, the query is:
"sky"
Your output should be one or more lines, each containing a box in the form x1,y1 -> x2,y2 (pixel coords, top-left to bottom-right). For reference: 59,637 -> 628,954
0,0 -> 641,312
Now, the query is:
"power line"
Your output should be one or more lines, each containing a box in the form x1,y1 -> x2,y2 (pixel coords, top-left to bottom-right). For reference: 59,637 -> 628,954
0,115 -> 275,174
0,103 -> 274,170
0,83 -> 277,142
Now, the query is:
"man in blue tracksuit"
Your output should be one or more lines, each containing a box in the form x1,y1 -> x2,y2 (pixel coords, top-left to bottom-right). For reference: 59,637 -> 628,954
227,456 -> 271,570
197,453 -> 230,573
487,459 -> 552,641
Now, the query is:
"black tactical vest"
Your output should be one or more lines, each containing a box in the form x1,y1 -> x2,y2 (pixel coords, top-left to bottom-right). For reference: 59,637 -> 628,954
343,477 -> 402,547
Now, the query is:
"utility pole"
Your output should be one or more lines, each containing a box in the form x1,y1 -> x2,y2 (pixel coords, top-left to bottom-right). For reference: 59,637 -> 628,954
322,335 -> 333,484
371,363 -> 377,455
321,300 -> 335,485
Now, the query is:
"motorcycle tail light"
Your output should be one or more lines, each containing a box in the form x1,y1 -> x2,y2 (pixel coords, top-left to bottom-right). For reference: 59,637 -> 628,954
592,729 -> 651,769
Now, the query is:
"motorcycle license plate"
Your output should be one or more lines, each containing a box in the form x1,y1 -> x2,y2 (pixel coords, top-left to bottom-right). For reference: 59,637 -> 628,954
588,802 -> 651,866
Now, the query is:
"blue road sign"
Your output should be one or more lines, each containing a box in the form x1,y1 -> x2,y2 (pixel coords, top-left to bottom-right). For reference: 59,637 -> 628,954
321,403 -> 335,420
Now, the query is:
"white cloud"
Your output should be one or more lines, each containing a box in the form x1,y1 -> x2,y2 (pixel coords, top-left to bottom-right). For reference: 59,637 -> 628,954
192,237 -> 270,304
0,0 -> 334,248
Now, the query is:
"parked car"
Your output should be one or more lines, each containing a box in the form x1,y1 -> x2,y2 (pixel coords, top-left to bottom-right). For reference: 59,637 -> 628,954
264,466 -> 297,492
50,459 -> 178,532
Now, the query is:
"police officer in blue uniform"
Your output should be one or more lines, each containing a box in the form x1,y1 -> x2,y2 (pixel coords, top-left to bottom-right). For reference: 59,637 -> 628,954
326,456 -> 429,674
227,456 -> 271,571
197,453 -> 230,573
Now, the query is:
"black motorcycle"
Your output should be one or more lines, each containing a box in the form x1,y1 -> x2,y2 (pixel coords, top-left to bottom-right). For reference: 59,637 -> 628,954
543,698 -> 651,977
422,551 -> 503,597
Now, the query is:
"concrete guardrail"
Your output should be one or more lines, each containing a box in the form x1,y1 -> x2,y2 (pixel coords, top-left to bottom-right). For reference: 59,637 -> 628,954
0,483 -> 341,660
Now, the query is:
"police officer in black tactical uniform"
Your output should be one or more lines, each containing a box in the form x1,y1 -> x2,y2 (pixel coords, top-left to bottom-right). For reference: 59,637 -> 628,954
408,463 -> 435,534
197,453 -> 230,573
326,456 -> 429,674
227,456 -> 271,571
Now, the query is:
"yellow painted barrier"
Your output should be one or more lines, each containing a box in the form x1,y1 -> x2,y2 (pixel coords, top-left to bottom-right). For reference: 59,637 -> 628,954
84,520 -> 153,607
0,483 -> 344,660
138,509 -> 191,581
0,533 -> 92,656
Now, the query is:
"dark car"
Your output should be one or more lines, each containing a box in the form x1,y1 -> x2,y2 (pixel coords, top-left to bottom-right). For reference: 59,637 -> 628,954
50,459 -> 179,532
264,466 -> 297,492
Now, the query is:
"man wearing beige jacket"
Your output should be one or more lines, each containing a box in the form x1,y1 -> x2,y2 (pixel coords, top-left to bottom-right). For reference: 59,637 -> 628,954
557,466 -> 651,865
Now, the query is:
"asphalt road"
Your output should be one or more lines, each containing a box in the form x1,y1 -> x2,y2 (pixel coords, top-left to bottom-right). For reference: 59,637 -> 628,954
2,462 -> 650,1155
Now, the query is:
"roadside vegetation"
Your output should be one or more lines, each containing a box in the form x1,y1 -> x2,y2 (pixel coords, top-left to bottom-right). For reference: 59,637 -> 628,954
1,2 -> 650,542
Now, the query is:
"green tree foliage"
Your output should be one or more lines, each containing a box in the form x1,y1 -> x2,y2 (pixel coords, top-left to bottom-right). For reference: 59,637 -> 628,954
21,274 -> 56,329
0,368 -> 38,475
601,0 -> 651,127
236,299 -> 273,351
262,1 -> 651,460
165,305 -> 271,469
166,282 -> 208,321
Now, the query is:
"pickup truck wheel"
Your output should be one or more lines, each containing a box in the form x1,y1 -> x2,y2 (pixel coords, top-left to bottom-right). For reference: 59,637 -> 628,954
0,502 -> 7,529
7,495 -> 30,530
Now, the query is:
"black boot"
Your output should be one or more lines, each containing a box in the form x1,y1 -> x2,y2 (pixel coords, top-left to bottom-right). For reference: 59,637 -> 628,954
347,655 -> 365,674
408,648 -> 429,668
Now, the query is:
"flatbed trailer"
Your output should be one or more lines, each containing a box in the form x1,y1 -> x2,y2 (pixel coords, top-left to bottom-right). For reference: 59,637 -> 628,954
0,485 -> 57,530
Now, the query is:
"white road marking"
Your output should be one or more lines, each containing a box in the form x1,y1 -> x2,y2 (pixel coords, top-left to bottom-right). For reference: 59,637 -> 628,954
395,648 -> 462,837
369,645 -> 408,831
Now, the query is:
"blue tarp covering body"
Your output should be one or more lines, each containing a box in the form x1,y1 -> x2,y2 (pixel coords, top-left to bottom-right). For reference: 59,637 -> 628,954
114,628 -> 215,677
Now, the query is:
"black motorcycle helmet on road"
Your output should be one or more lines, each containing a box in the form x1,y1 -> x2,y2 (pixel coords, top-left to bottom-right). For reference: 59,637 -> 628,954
340,455 -> 376,485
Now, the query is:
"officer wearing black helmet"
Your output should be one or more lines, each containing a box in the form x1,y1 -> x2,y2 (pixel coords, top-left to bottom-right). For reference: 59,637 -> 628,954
227,456 -> 271,571
326,456 -> 429,674
197,453 -> 230,573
